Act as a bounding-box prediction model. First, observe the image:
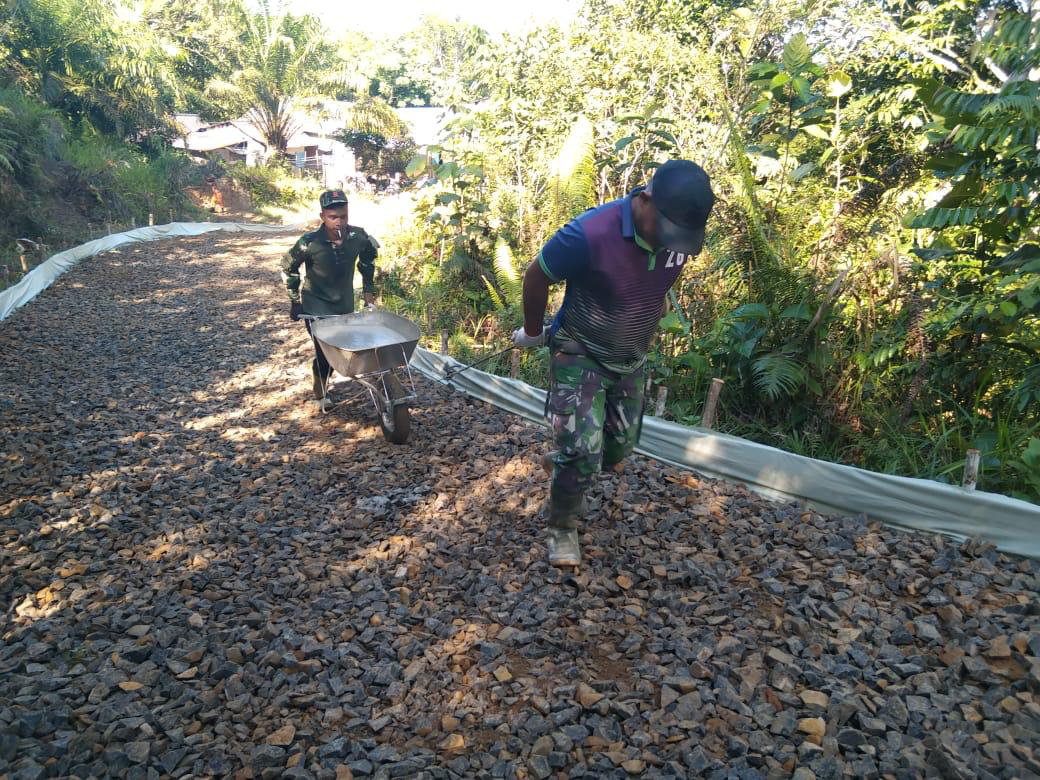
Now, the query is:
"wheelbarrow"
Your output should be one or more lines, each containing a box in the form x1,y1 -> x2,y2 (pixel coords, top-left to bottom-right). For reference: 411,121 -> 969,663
303,310 -> 420,444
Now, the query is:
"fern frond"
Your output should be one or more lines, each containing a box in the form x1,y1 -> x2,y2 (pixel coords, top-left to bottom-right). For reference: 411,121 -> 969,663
752,353 -> 805,400
493,238 -> 524,305
546,116 -> 597,225
481,274 -> 506,312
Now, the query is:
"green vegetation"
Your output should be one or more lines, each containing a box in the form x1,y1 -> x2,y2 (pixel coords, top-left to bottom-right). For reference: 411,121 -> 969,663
0,0 -> 417,277
1,0 -> 1036,503
376,0 -> 1040,503
205,5 -> 341,154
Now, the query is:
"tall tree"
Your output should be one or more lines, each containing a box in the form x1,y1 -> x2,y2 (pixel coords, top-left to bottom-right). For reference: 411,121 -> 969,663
141,0 -> 245,116
206,3 -> 340,154
1,0 -> 179,139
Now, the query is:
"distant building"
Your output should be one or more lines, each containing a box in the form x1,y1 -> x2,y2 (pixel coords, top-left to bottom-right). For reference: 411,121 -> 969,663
172,112 -> 358,187
171,104 -> 450,185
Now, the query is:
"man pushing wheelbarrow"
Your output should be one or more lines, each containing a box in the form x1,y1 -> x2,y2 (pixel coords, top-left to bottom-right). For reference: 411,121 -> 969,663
281,189 -> 419,444
282,189 -> 380,414
512,160 -> 715,568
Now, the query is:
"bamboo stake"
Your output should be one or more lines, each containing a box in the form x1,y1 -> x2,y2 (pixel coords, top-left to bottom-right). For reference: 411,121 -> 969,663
963,449 -> 980,491
701,378 -> 725,429
148,212 -> 154,226
655,386 -> 668,417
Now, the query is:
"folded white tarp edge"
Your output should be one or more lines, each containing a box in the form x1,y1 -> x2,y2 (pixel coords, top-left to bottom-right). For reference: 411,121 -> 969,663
410,346 -> 1040,559
0,222 -> 298,321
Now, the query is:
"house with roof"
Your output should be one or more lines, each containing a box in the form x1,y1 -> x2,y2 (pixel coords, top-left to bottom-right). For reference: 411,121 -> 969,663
172,118 -> 268,165
171,104 -> 450,186
172,113 -> 358,187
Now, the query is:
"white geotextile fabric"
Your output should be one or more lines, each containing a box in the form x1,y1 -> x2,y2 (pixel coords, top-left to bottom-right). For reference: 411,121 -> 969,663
3,222 -> 1036,558
412,347 -> 1040,559
0,222 -> 296,321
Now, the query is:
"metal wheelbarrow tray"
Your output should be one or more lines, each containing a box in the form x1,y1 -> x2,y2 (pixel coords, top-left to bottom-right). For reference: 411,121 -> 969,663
309,310 -> 420,444
311,309 -> 420,376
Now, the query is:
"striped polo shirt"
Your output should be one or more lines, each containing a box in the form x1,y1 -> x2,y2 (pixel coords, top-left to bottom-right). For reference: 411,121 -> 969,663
539,188 -> 691,374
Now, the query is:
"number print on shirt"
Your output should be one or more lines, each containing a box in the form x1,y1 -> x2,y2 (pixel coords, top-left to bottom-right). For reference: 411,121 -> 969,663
664,251 -> 686,269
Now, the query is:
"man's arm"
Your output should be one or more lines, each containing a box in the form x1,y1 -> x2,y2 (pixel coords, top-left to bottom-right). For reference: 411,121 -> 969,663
281,239 -> 307,302
358,233 -> 378,299
514,220 -> 589,347
522,261 -> 552,336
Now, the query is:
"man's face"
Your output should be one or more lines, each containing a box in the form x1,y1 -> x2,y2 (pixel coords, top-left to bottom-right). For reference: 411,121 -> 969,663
321,204 -> 349,237
633,191 -> 661,249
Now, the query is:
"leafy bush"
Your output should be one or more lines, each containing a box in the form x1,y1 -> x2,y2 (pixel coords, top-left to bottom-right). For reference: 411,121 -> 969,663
225,161 -> 322,209
339,130 -> 417,179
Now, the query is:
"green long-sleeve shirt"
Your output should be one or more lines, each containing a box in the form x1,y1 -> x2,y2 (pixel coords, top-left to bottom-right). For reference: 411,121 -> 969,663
281,226 -> 379,316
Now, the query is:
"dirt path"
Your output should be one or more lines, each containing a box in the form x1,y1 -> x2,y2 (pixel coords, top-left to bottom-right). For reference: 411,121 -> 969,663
1,233 -> 1038,780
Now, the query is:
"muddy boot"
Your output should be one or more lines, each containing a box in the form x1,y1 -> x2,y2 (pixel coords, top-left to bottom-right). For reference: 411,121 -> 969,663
547,527 -> 581,568
546,490 -> 584,568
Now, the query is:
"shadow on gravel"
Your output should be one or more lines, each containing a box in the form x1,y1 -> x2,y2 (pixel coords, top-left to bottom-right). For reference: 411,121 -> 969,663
1,233 -> 1039,780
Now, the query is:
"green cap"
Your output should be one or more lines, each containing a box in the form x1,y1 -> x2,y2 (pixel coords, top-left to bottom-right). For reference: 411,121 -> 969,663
319,189 -> 348,208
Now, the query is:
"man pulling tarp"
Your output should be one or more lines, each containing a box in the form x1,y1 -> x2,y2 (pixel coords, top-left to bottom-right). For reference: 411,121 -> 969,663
513,160 -> 715,567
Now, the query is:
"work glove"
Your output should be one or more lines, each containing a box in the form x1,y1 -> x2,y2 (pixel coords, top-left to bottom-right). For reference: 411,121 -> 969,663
512,326 -> 546,348
289,301 -> 303,321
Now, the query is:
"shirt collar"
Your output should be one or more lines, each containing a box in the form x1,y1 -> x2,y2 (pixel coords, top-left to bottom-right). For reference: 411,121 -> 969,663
623,187 -> 654,251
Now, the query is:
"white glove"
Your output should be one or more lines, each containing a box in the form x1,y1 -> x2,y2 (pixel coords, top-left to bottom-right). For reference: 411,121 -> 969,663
512,326 -> 546,348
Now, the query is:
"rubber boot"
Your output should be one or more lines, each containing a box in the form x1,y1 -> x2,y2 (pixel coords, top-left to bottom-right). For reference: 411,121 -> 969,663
546,489 -> 585,568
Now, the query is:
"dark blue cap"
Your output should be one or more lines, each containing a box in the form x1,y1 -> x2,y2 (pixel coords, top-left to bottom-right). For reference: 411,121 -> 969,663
648,160 -> 714,255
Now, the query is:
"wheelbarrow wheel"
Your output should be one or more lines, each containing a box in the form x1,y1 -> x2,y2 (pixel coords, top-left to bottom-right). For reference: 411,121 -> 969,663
379,373 -> 411,444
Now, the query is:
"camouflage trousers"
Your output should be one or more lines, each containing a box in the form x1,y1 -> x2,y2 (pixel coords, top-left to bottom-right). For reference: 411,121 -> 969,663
545,342 -> 646,529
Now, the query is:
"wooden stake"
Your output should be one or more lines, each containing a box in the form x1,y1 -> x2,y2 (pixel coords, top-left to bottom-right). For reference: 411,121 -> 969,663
131,216 -> 136,228
701,378 -> 725,429
440,332 -> 449,355
963,449 -> 980,491
510,349 -> 520,378
148,212 -> 154,226
655,385 -> 668,417
19,253 -> 28,272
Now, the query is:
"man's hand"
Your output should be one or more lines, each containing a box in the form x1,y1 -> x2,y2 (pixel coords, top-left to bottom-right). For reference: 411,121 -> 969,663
363,292 -> 376,307
289,301 -> 303,321
512,326 -> 546,348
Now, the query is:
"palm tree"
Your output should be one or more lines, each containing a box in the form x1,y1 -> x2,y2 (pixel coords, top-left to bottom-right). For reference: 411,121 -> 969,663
339,96 -> 407,139
2,0 -> 179,139
206,3 -> 341,155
